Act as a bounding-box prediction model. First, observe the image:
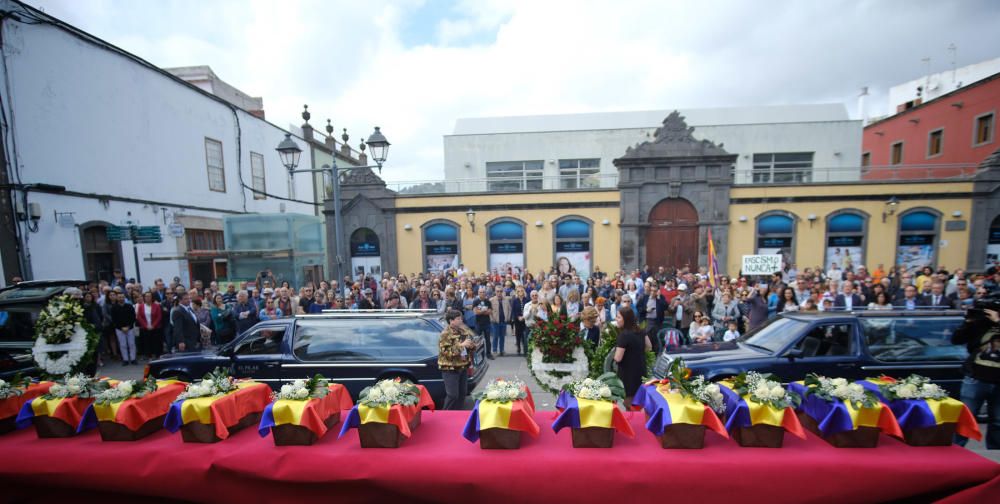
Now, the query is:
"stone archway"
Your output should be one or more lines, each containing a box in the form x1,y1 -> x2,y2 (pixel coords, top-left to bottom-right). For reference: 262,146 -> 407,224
645,198 -> 699,269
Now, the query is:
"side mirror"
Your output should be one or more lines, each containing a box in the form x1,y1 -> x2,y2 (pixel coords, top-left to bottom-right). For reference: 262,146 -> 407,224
784,348 -> 803,360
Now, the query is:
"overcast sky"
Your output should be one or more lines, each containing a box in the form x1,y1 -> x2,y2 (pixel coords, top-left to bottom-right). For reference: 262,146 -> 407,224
25,0 -> 1000,183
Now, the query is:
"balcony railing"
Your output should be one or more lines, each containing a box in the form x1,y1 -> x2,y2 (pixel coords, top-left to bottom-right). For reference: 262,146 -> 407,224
384,163 -> 982,196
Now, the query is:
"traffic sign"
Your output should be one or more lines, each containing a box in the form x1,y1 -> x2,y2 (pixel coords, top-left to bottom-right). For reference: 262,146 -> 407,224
133,225 -> 162,244
106,225 -> 132,241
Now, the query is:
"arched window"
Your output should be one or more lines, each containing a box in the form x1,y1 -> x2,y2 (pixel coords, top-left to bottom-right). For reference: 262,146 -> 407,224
554,217 -> 593,278
79,221 -> 123,283
985,215 -> 1000,269
487,219 -> 525,277
896,209 -> 940,270
349,228 -> 381,277
756,212 -> 796,269
422,221 -> 460,273
825,211 -> 867,272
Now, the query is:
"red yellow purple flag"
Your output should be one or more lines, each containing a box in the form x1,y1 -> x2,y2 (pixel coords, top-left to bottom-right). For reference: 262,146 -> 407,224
707,228 -> 720,289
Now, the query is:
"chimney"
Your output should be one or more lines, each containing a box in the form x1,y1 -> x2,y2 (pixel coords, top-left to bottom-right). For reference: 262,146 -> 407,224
857,86 -> 868,125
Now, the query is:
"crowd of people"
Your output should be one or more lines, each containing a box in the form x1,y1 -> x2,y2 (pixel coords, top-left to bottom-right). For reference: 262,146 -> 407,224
61,261 -> 1000,374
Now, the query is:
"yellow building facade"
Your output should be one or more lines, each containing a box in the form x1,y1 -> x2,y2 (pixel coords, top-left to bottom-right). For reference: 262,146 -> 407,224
394,190 -> 621,277
383,179 -> 986,277
728,181 -> 974,275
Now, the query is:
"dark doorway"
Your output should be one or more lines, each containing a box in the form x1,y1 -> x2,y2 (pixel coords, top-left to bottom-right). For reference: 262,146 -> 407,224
190,262 -> 214,286
80,222 -> 122,283
645,198 -> 699,270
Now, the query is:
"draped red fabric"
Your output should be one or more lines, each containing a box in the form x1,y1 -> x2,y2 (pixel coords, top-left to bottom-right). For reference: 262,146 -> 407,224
0,382 -> 52,419
0,410 -> 996,504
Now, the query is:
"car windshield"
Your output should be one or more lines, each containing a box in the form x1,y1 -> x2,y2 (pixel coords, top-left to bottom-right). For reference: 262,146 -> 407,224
741,317 -> 808,354
292,318 -> 440,361
0,306 -> 40,342
0,286 -> 66,301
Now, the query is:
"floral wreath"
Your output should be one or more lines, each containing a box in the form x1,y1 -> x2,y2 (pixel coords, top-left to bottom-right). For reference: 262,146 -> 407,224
32,295 -> 98,377
527,314 -> 589,394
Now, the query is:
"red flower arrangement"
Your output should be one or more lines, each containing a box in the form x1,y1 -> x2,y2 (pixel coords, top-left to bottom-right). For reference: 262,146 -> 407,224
534,315 -> 582,363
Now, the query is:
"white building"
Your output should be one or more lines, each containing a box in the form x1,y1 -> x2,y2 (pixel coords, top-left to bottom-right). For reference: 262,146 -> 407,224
443,104 -> 862,190
0,0 -> 317,287
887,56 -> 1000,114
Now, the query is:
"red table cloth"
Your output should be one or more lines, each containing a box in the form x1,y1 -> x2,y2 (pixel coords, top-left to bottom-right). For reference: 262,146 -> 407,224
0,410 -> 997,503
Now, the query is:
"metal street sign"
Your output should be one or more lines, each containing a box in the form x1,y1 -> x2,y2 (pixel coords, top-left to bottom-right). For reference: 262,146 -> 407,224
133,225 -> 162,244
106,225 -> 132,241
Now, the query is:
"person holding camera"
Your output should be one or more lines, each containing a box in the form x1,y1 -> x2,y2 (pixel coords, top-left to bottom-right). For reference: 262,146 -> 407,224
439,309 -> 475,410
952,302 -> 1000,449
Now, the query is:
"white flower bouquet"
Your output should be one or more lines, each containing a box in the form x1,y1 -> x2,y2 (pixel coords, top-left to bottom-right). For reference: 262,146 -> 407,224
730,371 -> 800,410
876,374 -> 948,401
176,367 -> 238,401
664,358 -> 726,415
563,373 -> 624,403
474,378 -> 527,404
359,378 -> 420,407
275,374 -> 330,401
95,377 -> 159,406
804,374 -> 880,409
43,373 -> 108,400
0,374 -> 31,400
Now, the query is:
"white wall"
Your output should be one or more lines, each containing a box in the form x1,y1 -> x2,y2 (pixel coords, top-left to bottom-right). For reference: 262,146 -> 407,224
443,120 -> 862,189
888,57 -> 1000,111
0,7 -> 315,282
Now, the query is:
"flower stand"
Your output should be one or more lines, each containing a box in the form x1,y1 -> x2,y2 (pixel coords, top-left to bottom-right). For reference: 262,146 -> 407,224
359,410 -> 421,448
731,424 -> 786,448
901,423 -> 956,447
796,410 -> 881,448
164,382 -> 272,444
272,412 -> 340,446
99,416 -> 166,442
479,427 -> 522,450
259,384 -> 354,447
1,382 -> 54,435
181,412 -> 262,443
659,423 -> 707,449
571,426 -> 616,448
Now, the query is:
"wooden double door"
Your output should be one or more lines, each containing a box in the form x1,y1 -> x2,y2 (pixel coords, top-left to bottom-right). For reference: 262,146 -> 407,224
645,199 -> 699,270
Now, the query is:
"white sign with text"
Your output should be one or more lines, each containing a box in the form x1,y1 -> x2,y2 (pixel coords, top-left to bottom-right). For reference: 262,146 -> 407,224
742,254 -> 782,276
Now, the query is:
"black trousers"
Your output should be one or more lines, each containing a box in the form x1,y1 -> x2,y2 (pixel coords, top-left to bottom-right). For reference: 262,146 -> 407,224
513,321 -> 526,353
442,369 -> 468,410
476,323 -> 492,357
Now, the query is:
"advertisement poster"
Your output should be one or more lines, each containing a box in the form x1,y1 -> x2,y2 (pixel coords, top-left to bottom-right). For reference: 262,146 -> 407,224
489,243 -> 524,277
897,235 -> 935,270
826,236 -> 863,271
426,244 -> 459,273
555,241 -> 591,279
988,227 -> 1000,269
351,258 -> 381,279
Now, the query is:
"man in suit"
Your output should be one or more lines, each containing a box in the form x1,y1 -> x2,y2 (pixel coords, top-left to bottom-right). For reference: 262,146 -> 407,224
893,285 -> 925,311
922,281 -> 953,309
834,282 -> 864,311
170,293 -> 201,352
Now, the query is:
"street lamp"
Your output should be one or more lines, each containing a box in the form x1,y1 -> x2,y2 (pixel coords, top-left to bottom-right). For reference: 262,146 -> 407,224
882,196 -> 899,223
277,126 -> 390,293
466,208 -> 476,232
276,133 -> 302,171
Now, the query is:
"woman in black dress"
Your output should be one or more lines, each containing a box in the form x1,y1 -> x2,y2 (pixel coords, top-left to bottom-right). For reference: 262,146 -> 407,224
613,307 -> 651,400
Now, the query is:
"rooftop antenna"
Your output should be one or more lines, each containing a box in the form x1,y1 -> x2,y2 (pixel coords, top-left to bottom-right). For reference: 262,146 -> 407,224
921,56 -> 931,99
947,43 -> 958,88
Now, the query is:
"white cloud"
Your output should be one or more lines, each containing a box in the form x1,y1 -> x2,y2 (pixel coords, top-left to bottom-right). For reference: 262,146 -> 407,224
24,0 -> 1000,184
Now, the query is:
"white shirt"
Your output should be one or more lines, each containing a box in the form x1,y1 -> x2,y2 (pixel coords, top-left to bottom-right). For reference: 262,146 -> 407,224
723,330 -> 740,342
142,303 -> 154,327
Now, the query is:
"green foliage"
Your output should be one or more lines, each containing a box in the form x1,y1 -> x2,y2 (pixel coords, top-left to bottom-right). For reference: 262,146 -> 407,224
562,372 -> 626,404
